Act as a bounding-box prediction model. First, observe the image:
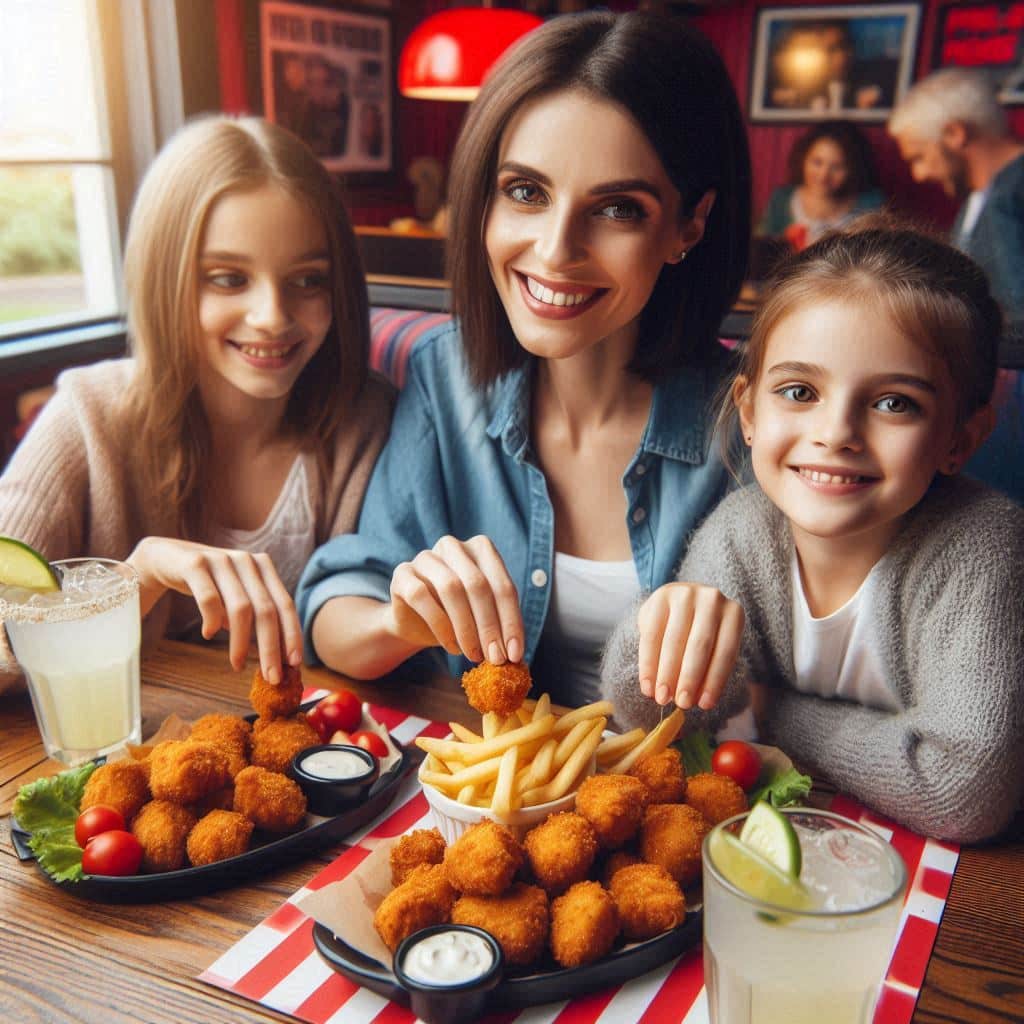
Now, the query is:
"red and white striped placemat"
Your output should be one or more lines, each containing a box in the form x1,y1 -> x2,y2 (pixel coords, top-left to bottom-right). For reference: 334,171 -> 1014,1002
199,697 -> 958,1024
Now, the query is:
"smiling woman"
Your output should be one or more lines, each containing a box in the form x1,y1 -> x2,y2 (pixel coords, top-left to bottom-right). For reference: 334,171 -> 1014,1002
297,9 -> 753,726
0,117 -> 394,695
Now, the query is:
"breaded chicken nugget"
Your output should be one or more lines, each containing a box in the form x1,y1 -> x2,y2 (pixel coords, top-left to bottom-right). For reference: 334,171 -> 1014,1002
609,863 -> 686,940
81,759 -> 150,822
523,812 -> 598,895
685,772 -> 748,825
390,827 -> 447,886
149,740 -> 231,805
189,713 -> 252,778
575,773 -> 649,849
630,748 -> 687,804
460,660 -> 532,716
250,716 -> 320,773
191,785 -> 235,816
639,803 -> 710,886
444,819 -> 524,896
601,849 -> 643,889
233,765 -> 306,832
452,882 -> 549,967
131,799 -> 197,872
186,809 -> 255,866
249,664 -> 304,719
550,880 -> 619,968
374,863 -> 459,952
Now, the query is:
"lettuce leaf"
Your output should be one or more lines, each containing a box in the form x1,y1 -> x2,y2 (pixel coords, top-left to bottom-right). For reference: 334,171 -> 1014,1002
12,761 -> 97,883
749,767 -> 812,809
673,731 -> 715,777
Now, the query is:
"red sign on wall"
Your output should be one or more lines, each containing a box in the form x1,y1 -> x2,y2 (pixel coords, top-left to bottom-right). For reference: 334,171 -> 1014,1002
933,2 -> 1024,102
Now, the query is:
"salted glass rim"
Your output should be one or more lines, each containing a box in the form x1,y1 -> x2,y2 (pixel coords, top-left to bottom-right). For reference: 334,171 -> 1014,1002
702,806 -> 908,919
0,557 -> 139,623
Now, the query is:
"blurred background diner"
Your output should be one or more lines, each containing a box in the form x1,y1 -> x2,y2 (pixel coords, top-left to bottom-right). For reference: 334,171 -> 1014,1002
0,0 -> 1021,505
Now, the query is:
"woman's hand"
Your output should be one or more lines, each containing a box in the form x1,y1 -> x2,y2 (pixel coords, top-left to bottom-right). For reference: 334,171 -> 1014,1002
636,582 -> 744,711
385,535 -> 524,664
127,537 -> 302,683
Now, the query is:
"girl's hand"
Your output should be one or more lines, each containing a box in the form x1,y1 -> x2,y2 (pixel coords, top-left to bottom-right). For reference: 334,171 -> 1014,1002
385,535 -> 524,664
128,537 -> 303,683
636,582 -> 744,711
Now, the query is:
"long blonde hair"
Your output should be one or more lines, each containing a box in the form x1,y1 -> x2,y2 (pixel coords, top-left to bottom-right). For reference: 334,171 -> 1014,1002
123,116 -> 369,537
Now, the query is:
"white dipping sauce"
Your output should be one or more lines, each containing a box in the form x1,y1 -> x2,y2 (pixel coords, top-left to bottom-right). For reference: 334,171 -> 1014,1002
300,749 -> 370,780
402,930 -> 494,986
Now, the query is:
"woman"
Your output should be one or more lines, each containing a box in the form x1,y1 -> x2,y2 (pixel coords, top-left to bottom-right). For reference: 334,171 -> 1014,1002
758,121 -> 883,250
297,11 -> 751,709
0,117 -> 393,690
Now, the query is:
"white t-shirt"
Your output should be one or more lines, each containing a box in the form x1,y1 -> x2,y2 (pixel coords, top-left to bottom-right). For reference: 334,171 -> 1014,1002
790,552 -> 900,711
533,552 -> 640,707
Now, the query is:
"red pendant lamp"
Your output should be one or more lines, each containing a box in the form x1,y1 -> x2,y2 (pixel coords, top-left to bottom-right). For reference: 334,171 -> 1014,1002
399,6 -> 544,101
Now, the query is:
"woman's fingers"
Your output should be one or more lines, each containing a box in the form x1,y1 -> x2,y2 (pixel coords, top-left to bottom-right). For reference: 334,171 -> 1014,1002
391,558 -> 461,655
464,535 -> 523,663
229,552 -> 288,684
695,600 -> 744,709
205,553 -> 256,673
254,554 -> 304,668
637,593 -> 671,698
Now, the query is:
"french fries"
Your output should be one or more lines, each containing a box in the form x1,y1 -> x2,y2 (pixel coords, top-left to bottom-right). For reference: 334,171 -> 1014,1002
416,695 -> 677,813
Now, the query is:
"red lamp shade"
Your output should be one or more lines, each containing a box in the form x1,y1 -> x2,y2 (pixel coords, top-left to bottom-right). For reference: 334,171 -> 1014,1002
399,8 -> 544,101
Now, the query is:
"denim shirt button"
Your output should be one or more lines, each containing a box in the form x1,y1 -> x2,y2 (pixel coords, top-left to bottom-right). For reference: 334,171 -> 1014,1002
632,506 -> 647,524
635,462 -> 647,476
531,568 -> 548,588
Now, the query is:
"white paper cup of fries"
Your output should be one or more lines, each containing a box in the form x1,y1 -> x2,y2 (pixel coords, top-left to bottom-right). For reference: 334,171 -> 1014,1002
413,694 -> 684,842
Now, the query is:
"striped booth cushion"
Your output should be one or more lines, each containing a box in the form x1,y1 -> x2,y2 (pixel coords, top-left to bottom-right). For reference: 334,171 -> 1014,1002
369,307 -> 452,389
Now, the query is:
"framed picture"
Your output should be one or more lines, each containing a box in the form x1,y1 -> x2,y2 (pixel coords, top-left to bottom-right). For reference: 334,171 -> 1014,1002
932,3 -> 1024,104
260,1 -> 393,175
750,4 -> 921,122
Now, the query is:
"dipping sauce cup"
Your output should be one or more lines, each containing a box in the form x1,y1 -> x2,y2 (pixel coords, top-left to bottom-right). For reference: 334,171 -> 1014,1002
288,743 -> 379,814
394,924 -> 503,1024
0,558 -> 141,766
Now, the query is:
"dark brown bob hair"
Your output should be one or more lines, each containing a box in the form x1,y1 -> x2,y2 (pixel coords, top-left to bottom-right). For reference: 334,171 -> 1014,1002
447,10 -> 752,388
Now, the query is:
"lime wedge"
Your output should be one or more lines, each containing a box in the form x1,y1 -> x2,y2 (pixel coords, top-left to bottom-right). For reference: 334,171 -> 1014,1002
708,829 -> 812,911
0,537 -> 60,591
739,801 -> 802,877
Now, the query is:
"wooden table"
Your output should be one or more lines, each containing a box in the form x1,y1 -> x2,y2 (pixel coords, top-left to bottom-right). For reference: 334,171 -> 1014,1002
2,641 -> 1022,1023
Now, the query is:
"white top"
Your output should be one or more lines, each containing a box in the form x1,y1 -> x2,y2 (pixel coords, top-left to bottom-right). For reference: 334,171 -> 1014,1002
958,189 -> 988,242
535,552 -> 640,707
790,551 -> 900,712
210,457 -> 316,595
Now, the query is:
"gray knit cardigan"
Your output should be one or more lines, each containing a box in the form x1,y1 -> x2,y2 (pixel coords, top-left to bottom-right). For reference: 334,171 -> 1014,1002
600,476 -> 1024,843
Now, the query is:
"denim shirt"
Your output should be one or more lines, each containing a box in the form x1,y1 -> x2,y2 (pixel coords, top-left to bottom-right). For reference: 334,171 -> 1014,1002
297,321 -> 734,677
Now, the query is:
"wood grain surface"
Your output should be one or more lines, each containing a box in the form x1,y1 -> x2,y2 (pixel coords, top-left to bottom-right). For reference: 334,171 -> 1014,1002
2,640 -> 1022,1023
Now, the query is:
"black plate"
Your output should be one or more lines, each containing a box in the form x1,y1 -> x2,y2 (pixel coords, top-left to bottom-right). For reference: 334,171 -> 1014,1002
15,740 -> 411,903
312,906 -> 702,1011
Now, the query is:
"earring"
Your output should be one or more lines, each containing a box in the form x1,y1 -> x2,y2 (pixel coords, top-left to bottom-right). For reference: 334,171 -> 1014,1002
677,249 -> 688,262
745,435 -> 752,443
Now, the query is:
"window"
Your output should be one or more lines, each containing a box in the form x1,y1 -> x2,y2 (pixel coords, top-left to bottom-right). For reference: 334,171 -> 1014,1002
0,0 -> 182,346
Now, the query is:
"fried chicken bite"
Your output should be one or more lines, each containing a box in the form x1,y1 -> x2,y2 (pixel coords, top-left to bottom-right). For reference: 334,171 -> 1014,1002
685,772 -> 749,825
523,812 -> 598,895
131,799 -> 197,872
639,803 -> 710,886
233,765 -> 306,832
601,849 -> 643,889
186,809 -> 255,866
390,827 -> 447,886
444,819 -> 524,897
189,713 -> 252,778
249,663 -> 304,718
250,716 -> 320,774
452,882 -> 550,967
630,748 -> 687,804
80,759 -> 150,822
550,880 -> 620,968
374,863 -> 459,953
149,740 -> 231,805
460,660 -> 532,716
609,863 -> 686,940
575,773 -> 649,849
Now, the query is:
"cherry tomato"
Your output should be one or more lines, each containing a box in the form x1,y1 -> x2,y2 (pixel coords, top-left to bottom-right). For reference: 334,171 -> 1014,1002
81,830 -> 143,876
349,730 -> 388,759
711,740 -> 762,791
309,690 -> 362,742
74,805 -> 126,848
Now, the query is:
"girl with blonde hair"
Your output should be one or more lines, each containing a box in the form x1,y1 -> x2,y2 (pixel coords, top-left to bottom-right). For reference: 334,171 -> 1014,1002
1,116 -> 393,688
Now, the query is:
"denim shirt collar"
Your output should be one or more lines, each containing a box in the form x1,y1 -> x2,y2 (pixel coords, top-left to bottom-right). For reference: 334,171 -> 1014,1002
485,357 -> 714,465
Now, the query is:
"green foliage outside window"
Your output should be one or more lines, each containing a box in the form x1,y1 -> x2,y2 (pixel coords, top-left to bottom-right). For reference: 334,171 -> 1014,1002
0,168 -> 82,276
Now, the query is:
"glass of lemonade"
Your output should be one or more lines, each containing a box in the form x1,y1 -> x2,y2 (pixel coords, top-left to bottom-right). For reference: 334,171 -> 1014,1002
702,807 -> 907,1024
0,558 -> 141,765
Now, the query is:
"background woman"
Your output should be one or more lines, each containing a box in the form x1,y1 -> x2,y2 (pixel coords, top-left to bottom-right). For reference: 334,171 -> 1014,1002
0,117 -> 393,690
758,120 -> 884,250
298,11 -> 751,710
